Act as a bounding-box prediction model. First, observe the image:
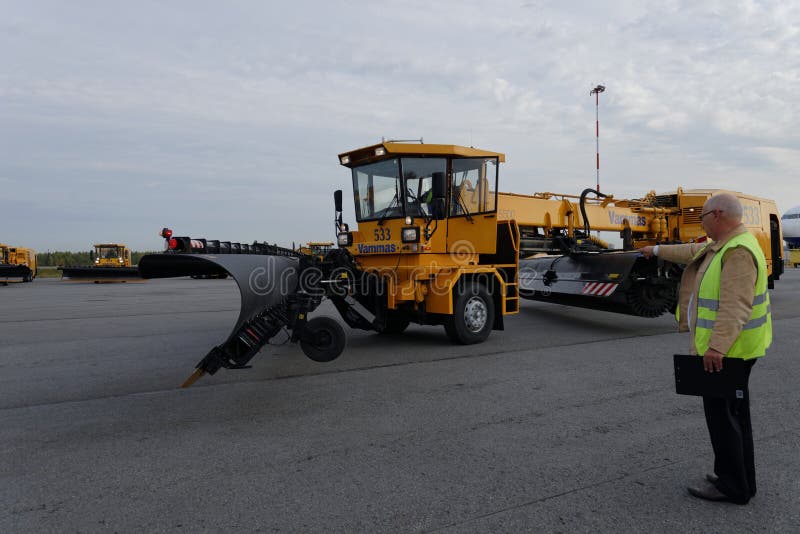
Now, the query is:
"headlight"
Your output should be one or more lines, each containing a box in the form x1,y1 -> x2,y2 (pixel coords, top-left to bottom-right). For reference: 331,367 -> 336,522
401,227 -> 420,243
339,155 -> 350,165
374,147 -> 386,156
337,232 -> 352,247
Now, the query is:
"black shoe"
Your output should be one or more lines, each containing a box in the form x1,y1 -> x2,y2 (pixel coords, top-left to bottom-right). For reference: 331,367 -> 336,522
706,473 -> 719,484
687,482 -> 733,502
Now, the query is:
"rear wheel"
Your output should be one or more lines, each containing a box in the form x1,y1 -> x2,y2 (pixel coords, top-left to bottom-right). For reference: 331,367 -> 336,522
300,316 -> 346,362
444,281 -> 494,344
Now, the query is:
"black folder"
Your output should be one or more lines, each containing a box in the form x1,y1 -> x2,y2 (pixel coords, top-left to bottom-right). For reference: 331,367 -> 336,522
673,354 -> 750,400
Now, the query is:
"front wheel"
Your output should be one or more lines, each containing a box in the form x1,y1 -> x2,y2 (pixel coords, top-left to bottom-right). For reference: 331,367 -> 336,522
300,316 -> 346,362
444,281 -> 494,344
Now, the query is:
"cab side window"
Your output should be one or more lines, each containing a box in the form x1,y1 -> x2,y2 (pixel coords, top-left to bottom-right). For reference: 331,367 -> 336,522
450,158 -> 497,216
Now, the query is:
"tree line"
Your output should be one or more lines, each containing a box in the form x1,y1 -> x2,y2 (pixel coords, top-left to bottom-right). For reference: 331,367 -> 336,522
36,251 -> 158,266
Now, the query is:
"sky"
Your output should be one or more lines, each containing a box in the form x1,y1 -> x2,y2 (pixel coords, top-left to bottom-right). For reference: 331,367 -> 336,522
1,0 -> 798,251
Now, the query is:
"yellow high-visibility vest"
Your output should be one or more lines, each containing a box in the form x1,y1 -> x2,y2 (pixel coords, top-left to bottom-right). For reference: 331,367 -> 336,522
692,233 -> 772,358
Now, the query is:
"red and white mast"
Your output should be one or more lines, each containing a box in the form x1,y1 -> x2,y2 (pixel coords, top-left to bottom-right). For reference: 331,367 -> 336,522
590,84 -> 605,192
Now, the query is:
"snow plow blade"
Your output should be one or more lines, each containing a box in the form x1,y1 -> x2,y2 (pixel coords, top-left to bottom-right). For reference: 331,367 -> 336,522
138,251 -> 334,386
519,251 -> 678,317
59,266 -> 142,281
0,264 -> 34,283
135,230 -> 364,386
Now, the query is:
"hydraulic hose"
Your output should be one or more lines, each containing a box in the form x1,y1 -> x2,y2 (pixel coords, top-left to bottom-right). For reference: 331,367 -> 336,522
579,188 -> 607,237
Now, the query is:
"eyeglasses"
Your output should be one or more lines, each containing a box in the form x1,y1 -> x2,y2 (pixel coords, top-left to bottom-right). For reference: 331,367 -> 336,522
700,209 -> 723,219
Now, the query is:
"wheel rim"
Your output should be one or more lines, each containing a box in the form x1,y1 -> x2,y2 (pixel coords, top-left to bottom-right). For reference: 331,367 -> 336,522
463,296 -> 488,332
314,328 -> 333,350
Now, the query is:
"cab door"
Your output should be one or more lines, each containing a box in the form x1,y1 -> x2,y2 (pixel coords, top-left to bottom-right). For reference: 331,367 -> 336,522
446,158 -> 499,255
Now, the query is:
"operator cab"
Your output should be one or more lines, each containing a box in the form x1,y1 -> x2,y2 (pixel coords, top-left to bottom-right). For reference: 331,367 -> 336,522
336,142 -> 505,253
340,142 -> 502,222
93,244 -> 129,265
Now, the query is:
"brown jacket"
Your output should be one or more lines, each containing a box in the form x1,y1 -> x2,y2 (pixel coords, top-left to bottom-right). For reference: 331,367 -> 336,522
657,224 -> 758,355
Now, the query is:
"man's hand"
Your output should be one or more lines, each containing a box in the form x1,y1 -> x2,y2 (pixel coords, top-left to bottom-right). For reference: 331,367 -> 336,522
703,348 -> 725,372
639,246 -> 656,258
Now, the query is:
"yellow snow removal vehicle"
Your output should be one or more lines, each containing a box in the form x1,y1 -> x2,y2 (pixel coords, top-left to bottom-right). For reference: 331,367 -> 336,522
59,243 -> 141,282
0,244 -> 37,283
135,140 -> 783,386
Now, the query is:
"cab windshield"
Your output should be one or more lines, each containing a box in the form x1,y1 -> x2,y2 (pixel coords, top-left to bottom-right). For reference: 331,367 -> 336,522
352,157 -> 447,222
96,246 -> 121,260
350,156 -> 497,222
353,159 -> 402,221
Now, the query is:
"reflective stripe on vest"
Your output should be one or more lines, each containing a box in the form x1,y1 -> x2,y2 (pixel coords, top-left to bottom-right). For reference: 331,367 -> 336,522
696,292 -> 768,311
693,232 -> 772,358
695,305 -> 770,330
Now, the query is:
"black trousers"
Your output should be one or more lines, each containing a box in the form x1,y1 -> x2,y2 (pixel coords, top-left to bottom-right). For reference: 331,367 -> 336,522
702,359 -> 757,504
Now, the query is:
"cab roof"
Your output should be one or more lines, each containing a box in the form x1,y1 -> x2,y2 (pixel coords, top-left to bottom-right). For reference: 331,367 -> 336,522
338,142 -> 505,168
660,188 -> 778,205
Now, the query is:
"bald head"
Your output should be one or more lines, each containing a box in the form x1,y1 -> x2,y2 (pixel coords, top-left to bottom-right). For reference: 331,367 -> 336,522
704,193 -> 743,224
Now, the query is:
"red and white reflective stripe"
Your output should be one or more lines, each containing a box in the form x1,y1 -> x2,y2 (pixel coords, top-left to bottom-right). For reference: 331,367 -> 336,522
582,282 -> 618,297
190,239 -> 205,249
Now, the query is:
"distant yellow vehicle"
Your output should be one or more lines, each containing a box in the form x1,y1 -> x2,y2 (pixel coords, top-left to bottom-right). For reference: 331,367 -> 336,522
298,241 -> 335,260
92,243 -> 133,267
59,243 -> 140,282
0,243 -> 37,283
790,249 -> 800,268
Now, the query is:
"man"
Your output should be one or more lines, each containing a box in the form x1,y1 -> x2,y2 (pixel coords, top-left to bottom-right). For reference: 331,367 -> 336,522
640,192 -> 772,504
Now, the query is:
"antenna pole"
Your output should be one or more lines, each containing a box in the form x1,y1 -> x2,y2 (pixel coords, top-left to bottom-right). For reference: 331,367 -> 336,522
590,84 -> 605,192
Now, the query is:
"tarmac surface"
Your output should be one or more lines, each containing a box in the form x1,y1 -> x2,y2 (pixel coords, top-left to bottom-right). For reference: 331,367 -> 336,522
1,270 -> 799,533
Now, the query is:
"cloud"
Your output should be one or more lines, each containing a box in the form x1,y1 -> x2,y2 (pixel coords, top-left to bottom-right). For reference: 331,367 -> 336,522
1,0 -> 799,250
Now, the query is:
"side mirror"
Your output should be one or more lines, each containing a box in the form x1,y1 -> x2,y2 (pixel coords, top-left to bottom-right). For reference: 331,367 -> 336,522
334,189 -> 345,233
334,190 -> 343,213
432,172 -> 446,199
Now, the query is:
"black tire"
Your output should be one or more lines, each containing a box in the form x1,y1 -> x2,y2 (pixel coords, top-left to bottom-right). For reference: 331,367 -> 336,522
444,281 -> 494,344
300,316 -> 346,362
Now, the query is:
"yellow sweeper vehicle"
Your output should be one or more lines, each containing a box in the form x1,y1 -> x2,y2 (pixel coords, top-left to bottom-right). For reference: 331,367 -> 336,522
136,141 -> 783,386
59,243 -> 141,282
